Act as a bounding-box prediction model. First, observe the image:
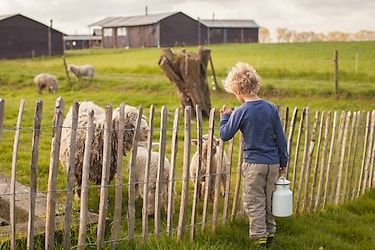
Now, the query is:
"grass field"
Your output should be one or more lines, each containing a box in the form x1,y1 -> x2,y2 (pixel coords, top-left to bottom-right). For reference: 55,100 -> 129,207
0,41 -> 374,249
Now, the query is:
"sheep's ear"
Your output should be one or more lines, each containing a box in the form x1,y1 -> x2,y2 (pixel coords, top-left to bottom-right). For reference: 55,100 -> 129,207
191,139 -> 199,146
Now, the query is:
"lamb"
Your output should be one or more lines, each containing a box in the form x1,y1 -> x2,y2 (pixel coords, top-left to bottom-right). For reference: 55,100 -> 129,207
67,64 -> 95,81
34,73 -> 59,94
132,142 -> 171,215
190,134 -> 228,199
59,101 -> 148,198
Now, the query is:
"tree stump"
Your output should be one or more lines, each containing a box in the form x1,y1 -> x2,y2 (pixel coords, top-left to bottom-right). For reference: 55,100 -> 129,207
158,47 -> 212,118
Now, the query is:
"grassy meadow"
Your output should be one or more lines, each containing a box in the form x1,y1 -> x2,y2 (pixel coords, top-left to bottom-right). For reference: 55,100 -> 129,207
0,41 -> 374,249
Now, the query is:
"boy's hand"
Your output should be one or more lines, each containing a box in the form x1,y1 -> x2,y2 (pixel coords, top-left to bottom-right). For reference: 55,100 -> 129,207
220,105 -> 233,115
279,166 -> 286,175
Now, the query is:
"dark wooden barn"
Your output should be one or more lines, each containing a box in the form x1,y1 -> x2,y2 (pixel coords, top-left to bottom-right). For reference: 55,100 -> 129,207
89,12 -> 200,48
0,14 -> 64,59
199,19 -> 259,44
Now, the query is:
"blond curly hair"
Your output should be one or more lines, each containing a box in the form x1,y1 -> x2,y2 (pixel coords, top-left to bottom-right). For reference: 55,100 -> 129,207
222,62 -> 261,96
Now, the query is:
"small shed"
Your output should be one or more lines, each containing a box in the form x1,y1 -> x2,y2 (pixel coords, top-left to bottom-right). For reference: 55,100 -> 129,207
0,13 -> 64,59
199,19 -> 259,44
89,12 -> 200,48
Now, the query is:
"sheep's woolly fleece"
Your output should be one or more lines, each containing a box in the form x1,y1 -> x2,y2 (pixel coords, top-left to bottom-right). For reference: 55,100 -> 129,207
59,101 -> 148,196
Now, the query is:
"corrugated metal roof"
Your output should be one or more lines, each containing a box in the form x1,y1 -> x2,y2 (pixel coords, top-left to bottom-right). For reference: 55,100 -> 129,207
63,35 -> 101,40
199,19 -> 259,28
89,11 -> 180,27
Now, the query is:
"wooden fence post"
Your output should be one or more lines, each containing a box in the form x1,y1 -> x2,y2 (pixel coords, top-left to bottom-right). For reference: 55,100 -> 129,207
201,108 -> 216,231
63,101 -> 79,250
141,105 -> 154,241
190,105 -> 202,241
0,99 -> 4,141
154,106 -> 168,237
78,109 -> 94,249
10,99 -> 25,250
45,97 -> 64,250
27,99 -> 43,250
97,104 -> 113,248
177,106 -> 191,241
167,107 -> 180,237
334,50 -> 339,96
111,103 -> 126,248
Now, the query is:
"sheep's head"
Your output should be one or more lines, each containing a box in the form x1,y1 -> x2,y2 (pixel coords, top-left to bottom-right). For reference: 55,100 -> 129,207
113,105 -> 149,142
191,134 -> 219,160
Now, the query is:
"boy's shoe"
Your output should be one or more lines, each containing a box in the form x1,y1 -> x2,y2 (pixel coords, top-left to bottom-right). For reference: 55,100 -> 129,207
254,238 -> 267,248
267,233 -> 275,244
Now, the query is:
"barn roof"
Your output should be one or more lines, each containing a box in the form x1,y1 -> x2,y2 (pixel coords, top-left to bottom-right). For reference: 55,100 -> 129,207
89,11 -> 182,28
0,13 -> 65,34
0,13 -> 18,21
199,19 -> 259,29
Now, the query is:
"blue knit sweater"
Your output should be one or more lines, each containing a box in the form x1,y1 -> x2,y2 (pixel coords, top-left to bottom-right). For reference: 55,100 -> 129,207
219,100 -> 289,167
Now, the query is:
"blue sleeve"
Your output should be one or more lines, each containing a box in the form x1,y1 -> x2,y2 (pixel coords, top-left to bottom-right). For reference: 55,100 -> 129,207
219,112 -> 241,141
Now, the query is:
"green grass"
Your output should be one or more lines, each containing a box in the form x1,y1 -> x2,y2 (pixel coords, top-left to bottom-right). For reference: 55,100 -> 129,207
0,41 -> 375,249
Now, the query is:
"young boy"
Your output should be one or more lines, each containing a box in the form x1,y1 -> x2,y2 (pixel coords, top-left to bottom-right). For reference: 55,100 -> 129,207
219,62 -> 288,248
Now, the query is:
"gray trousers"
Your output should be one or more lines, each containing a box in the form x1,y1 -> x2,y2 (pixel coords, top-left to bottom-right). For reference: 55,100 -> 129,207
241,163 -> 279,240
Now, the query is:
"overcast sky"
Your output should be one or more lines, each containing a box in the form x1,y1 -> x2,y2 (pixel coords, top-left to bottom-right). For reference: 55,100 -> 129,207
1,0 -> 374,36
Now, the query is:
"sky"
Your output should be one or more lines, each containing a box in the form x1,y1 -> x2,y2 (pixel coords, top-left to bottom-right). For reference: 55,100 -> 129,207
1,0 -> 374,37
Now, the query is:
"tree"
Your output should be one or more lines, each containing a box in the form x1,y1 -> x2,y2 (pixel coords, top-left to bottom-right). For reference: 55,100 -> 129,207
259,27 -> 271,43
158,47 -> 213,118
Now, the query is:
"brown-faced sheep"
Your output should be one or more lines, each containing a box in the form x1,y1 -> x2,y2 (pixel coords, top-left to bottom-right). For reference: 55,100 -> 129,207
34,73 -> 59,94
132,142 -> 171,215
59,101 -> 148,198
190,134 -> 228,199
67,64 -> 95,81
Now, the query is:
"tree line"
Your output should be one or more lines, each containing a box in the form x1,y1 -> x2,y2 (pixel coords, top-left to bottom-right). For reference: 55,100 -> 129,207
259,27 -> 375,43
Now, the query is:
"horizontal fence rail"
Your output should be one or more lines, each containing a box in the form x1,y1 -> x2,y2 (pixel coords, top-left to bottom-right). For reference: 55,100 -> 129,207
0,98 -> 374,249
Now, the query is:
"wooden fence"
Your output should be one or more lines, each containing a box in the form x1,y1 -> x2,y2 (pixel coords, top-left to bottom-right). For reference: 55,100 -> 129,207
0,98 -> 374,249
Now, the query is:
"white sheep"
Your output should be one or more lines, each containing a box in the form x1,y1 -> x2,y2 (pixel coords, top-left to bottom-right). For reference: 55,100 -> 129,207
132,142 -> 171,215
190,134 -> 228,199
59,101 -> 148,198
67,64 -> 95,81
34,73 -> 59,94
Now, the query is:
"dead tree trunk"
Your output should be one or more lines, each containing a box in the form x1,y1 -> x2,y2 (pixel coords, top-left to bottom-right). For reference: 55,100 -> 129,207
158,47 -> 212,118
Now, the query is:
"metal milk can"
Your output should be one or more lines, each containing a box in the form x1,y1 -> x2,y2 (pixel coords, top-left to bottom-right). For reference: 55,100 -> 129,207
272,176 -> 293,217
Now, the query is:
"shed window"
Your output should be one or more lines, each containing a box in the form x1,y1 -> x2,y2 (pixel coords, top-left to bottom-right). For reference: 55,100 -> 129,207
117,27 -> 127,36
103,28 -> 113,37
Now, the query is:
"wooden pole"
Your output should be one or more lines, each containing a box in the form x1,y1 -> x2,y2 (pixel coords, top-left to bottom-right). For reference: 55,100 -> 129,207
315,111 -> 331,210
63,101 -> 79,250
141,106 -> 154,241
167,107 -> 180,237
323,111 -> 338,209
154,106 -> 168,237
78,109 -> 94,249
97,104 -> 113,248
231,134 -> 243,220
333,50 -> 339,96
27,99 -> 43,250
190,105 -> 202,241
0,99 -> 4,141
112,103 -> 125,248
177,106 -> 191,241
201,108 -> 216,231
45,97 -> 64,250
10,99 -> 25,250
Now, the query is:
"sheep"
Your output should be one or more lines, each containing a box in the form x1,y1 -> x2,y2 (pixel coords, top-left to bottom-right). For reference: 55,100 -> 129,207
132,141 -> 171,216
190,134 -> 228,199
67,64 -> 95,81
34,73 -> 59,94
59,101 -> 148,198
